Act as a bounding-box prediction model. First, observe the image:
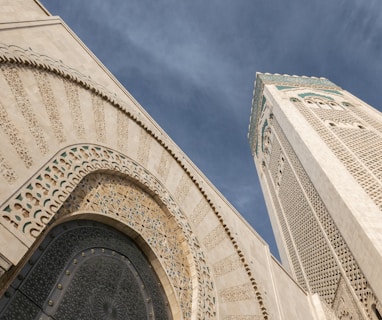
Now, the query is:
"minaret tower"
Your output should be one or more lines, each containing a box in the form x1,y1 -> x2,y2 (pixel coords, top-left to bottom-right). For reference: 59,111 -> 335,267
249,73 -> 382,319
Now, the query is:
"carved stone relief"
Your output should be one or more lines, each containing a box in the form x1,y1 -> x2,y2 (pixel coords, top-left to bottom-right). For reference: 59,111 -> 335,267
219,283 -> 256,303
0,101 -> 32,169
174,173 -> 192,204
1,64 -> 48,154
33,69 -> 66,144
157,149 -> 172,182
213,254 -> 242,276
0,221 -> 172,320
332,276 -> 366,320
190,198 -> 210,227
58,172 -> 193,317
137,128 -> 151,167
0,43 -> 269,319
0,154 -> 17,184
92,93 -> 106,143
63,78 -> 86,138
117,108 -> 129,152
0,144 -> 216,319
202,224 -> 228,251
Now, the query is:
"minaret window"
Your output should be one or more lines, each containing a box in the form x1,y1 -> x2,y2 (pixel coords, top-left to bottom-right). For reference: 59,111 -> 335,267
303,97 -> 345,110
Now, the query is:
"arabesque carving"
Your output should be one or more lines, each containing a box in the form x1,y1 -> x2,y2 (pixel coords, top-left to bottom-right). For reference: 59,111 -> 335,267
33,69 -> 66,143
0,101 -> 32,168
0,153 -> 17,183
1,64 -> 48,154
59,172 -> 193,318
0,43 -> 269,319
91,93 -> 106,143
0,144 -> 216,319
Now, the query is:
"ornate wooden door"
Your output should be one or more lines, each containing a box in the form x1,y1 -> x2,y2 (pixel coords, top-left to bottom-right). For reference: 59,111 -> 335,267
0,220 -> 172,320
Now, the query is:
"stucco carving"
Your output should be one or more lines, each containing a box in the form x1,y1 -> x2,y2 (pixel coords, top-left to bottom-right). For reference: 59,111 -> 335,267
0,100 -> 32,168
0,154 -> 17,183
174,173 -> 193,204
157,149 -> 172,182
219,283 -> 256,302
63,78 -> 86,138
190,198 -> 210,227
33,69 -> 66,143
332,276 -> 365,319
58,172 -> 193,318
1,65 -> 48,155
0,144 -> 216,319
213,253 -> 242,276
137,128 -> 151,166
92,93 -> 106,143
202,224 -> 228,251
0,43 -> 269,319
116,108 -> 129,152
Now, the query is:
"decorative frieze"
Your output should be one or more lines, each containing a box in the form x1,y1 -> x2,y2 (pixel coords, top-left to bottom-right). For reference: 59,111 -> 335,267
0,154 -> 17,183
91,94 -> 106,143
157,149 -> 171,182
0,144 -> 216,319
0,101 -> 32,168
0,43 -> 268,318
190,198 -> 210,227
174,173 -> 192,204
117,109 -> 129,152
137,128 -> 151,166
213,254 -> 242,276
1,65 -> 48,154
332,276 -> 364,320
293,97 -> 382,211
202,224 -> 228,251
33,69 -> 66,143
59,172 -> 193,317
219,283 -> 255,303
63,79 -> 85,138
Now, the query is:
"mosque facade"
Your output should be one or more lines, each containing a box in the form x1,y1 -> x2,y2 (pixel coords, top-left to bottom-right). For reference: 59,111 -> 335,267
0,1 -> 380,319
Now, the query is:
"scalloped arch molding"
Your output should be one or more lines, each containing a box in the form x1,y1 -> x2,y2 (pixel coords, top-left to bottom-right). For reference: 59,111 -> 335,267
0,44 -> 268,319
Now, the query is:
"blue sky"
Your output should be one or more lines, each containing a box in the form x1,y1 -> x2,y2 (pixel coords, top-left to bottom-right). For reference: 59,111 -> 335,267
41,0 -> 382,258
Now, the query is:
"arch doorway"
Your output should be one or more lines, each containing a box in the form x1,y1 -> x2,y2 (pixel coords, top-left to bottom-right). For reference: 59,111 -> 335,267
0,220 -> 172,319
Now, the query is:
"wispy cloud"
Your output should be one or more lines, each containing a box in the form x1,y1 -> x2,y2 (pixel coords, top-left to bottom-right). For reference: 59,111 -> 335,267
42,0 -> 382,257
